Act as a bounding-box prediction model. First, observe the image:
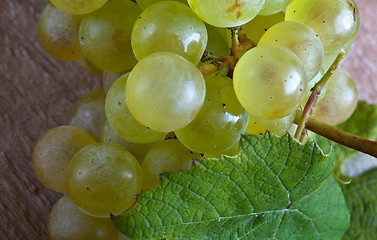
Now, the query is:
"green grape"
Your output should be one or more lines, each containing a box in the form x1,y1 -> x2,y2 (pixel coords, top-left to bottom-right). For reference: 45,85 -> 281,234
285,0 -> 360,56
175,76 -> 249,155
33,126 -> 96,193
205,24 -> 231,57
105,73 -> 167,143
131,1 -> 207,65
313,68 -> 358,125
102,121 -> 154,163
323,39 -> 354,72
70,89 -> 106,142
79,0 -> 141,72
258,21 -> 324,80
233,45 -> 307,119
136,0 -> 188,10
203,140 -> 240,159
38,3 -> 84,61
187,0 -> 265,28
48,195 -> 120,239
141,139 -> 201,190
126,52 -> 206,132
50,0 -> 108,14
75,58 -> 104,76
246,112 -> 295,137
259,0 -> 293,16
243,11 -> 285,45
67,143 -> 142,218
102,71 -> 124,93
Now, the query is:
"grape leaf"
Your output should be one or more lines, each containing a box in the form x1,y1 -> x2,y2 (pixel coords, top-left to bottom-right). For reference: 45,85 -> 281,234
114,133 -> 349,239
342,168 -> 377,239
313,101 -> 377,175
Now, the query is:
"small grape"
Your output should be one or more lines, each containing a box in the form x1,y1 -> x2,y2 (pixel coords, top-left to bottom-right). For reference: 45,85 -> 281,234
50,0 -> 108,15
48,195 -> 120,239
233,45 -> 307,119
126,52 -> 206,132
141,139 -> 201,190
33,126 -> 96,193
67,143 -> 142,218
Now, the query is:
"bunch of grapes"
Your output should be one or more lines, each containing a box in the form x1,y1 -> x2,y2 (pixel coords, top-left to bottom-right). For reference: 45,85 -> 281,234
34,0 -> 360,238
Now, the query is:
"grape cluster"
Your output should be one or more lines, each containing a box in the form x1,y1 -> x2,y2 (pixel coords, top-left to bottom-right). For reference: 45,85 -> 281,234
35,0 -> 360,238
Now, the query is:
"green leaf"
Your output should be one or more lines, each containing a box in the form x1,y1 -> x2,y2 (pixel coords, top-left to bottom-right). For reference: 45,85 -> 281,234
313,101 -> 377,175
114,133 -> 349,239
342,168 -> 377,239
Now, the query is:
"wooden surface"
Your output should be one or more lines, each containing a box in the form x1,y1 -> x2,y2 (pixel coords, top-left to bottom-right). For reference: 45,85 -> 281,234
0,0 -> 376,239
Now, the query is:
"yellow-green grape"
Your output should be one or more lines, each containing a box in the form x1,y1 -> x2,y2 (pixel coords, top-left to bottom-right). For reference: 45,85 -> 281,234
33,126 -> 96,193
233,45 -> 307,119
141,139 -> 201,190
175,76 -> 249,155
105,73 -> 167,143
126,52 -> 206,132
246,112 -> 295,137
50,0 -> 108,14
131,1 -> 207,65
313,68 -> 358,125
187,0 -> 265,28
203,140 -> 240,159
38,3 -> 84,61
70,89 -> 106,142
102,121 -> 154,163
67,143 -> 142,218
136,0 -> 188,10
285,0 -> 360,56
243,11 -> 285,45
48,195 -> 120,239
323,39 -> 354,72
205,24 -> 231,57
258,21 -> 324,81
103,71 -> 124,93
79,0 -> 141,72
259,0 -> 293,16
75,58 -> 104,76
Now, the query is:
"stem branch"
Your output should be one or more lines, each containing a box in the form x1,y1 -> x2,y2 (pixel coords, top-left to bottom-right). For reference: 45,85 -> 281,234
294,111 -> 377,158
294,51 -> 345,141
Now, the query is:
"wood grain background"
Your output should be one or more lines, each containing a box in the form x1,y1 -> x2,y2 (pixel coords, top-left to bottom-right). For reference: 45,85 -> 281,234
0,0 -> 376,239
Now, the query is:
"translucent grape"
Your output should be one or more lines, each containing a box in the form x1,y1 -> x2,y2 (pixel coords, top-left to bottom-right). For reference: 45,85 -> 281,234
67,143 -> 142,217
131,1 -> 207,65
285,0 -> 360,56
206,24 -> 231,57
126,52 -> 206,132
313,69 -> 358,125
141,139 -> 200,190
33,126 -> 96,193
242,11 -> 285,45
48,195 -> 120,239
246,112 -> 295,137
79,0 -> 141,72
50,0 -> 108,15
38,3 -> 84,61
203,140 -> 240,159
175,76 -> 249,155
258,21 -> 324,80
187,0 -> 265,28
233,45 -> 307,119
259,0 -> 293,16
102,121 -> 154,163
70,89 -> 106,142
136,0 -> 188,9
105,73 -> 167,143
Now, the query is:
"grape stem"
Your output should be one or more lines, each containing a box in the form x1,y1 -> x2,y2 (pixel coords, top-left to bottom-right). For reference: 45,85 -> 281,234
294,51 -> 346,141
294,111 -> 377,158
